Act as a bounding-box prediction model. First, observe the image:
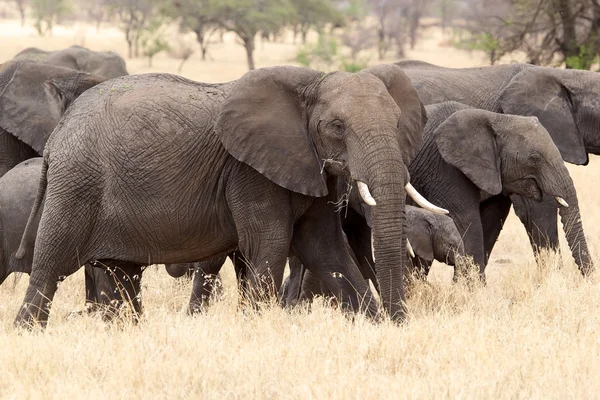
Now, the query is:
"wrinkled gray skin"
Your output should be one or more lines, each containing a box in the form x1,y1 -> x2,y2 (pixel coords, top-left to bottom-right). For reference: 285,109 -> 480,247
397,60 -> 594,274
407,101 -> 579,279
0,158 -> 195,316
16,65 -> 425,327
13,45 -> 128,79
0,60 -> 106,175
281,205 -> 465,305
0,61 -> 133,310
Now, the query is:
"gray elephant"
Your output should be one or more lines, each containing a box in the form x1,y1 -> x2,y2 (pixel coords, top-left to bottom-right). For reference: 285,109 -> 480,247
13,45 -> 128,79
0,157 -> 198,317
396,60 -> 594,274
406,101 -> 579,279
281,205 -> 465,306
0,60 -> 159,314
0,60 -> 106,176
15,65 -> 441,327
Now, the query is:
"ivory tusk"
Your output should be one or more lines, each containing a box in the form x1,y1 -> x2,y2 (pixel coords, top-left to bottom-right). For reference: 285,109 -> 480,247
371,234 -> 375,262
407,239 -> 415,258
405,183 -> 449,214
556,197 -> 569,207
357,181 -> 376,206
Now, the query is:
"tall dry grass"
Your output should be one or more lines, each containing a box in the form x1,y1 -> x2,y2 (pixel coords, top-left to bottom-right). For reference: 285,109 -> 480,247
0,19 -> 599,399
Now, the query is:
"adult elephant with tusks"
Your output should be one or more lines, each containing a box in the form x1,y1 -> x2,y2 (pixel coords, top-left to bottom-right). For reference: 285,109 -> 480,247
15,64 -> 443,327
408,101 -> 584,279
396,60 -> 595,274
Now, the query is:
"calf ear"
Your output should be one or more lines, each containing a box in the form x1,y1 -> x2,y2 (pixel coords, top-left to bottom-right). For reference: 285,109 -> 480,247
500,68 -> 588,165
406,207 -> 434,261
434,109 -> 502,195
215,66 -> 328,197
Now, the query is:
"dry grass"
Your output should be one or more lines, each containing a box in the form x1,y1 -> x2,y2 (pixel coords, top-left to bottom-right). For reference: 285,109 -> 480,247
1,19 -> 599,399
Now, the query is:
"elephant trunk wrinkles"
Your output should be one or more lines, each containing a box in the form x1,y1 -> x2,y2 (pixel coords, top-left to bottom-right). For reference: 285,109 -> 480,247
366,155 -> 407,321
558,182 -> 593,275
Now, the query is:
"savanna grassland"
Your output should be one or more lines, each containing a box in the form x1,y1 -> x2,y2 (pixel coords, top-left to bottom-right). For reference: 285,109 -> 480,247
0,17 -> 599,399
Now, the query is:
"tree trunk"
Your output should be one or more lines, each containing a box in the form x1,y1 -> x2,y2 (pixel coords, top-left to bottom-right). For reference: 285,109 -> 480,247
18,2 -> 26,27
195,29 -> 208,61
243,36 -> 255,71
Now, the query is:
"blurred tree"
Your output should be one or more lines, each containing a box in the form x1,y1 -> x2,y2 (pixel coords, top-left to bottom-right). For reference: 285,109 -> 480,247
162,0 -> 219,61
14,0 -> 27,26
167,37 -> 195,72
140,17 -> 169,66
458,0 -> 600,69
108,0 -> 156,58
290,0 -> 344,44
31,0 -> 70,36
213,0 -> 294,70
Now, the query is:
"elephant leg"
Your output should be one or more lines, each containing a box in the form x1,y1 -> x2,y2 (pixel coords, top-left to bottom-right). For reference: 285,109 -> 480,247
94,260 -> 145,321
511,194 -> 559,257
280,256 -> 307,307
230,251 -> 250,296
84,263 -> 115,312
227,177 -> 293,307
479,195 -> 513,264
290,197 -> 377,318
454,214 -> 486,282
409,256 -> 433,280
189,256 -> 227,314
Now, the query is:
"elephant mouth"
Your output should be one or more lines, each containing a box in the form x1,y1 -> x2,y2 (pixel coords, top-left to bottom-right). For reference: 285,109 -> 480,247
321,158 -> 347,175
504,177 -> 542,201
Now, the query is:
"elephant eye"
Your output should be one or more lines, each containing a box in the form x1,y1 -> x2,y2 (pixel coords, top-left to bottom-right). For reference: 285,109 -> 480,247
328,119 -> 346,136
528,153 -> 542,165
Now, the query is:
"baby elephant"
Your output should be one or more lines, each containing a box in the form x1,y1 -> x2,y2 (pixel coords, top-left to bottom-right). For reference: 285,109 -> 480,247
0,158 -> 190,315
281,205 -> 465,306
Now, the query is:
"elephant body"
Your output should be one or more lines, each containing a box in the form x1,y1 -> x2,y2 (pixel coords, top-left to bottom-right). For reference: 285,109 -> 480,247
408,101 -> 579,278
397,60 -> 594,273
16,65 -> 428,326
13,45 -> 128,79
0,158 -> 197,315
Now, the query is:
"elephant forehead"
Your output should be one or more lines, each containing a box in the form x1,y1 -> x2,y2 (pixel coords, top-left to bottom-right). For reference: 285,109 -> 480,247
320,77 -> 400,118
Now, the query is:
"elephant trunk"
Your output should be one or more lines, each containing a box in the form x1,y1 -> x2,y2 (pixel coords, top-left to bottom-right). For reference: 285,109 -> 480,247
558,183 -> 593,275
365,156 -> 407,321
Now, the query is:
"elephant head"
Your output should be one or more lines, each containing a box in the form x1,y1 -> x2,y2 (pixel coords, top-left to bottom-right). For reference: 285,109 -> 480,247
215,65 -> 442,320
435,107 -> 587,270
500,67 -> 600,165
0,60 -> 107,154
406,205 -> 464,267
47,46 -> 129,79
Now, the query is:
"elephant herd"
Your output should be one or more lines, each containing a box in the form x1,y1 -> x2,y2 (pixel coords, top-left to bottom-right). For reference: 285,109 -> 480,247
0,45 -> 595,329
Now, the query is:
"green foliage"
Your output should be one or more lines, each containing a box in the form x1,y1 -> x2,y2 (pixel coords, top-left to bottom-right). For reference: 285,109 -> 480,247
296,35 -> 339,71
450,28 -> 505,65
343,0 -> 369,21
565,45 -> 599,70
140,18 -> 170,67
296,34 -> 371,72
339,58 -> 368,72
32,0 -> 71,36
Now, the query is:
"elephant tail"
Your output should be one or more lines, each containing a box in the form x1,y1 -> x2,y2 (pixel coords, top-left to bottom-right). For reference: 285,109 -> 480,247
15,157 -> 48,260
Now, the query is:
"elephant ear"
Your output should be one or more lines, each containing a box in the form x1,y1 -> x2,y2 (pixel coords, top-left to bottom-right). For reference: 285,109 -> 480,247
215,66 -> 328,197
500,68 -> 587,165
434,109 -> 502,195
406,208 -> 434,261
363,64 -> 425,166
0,61 -> 106,154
